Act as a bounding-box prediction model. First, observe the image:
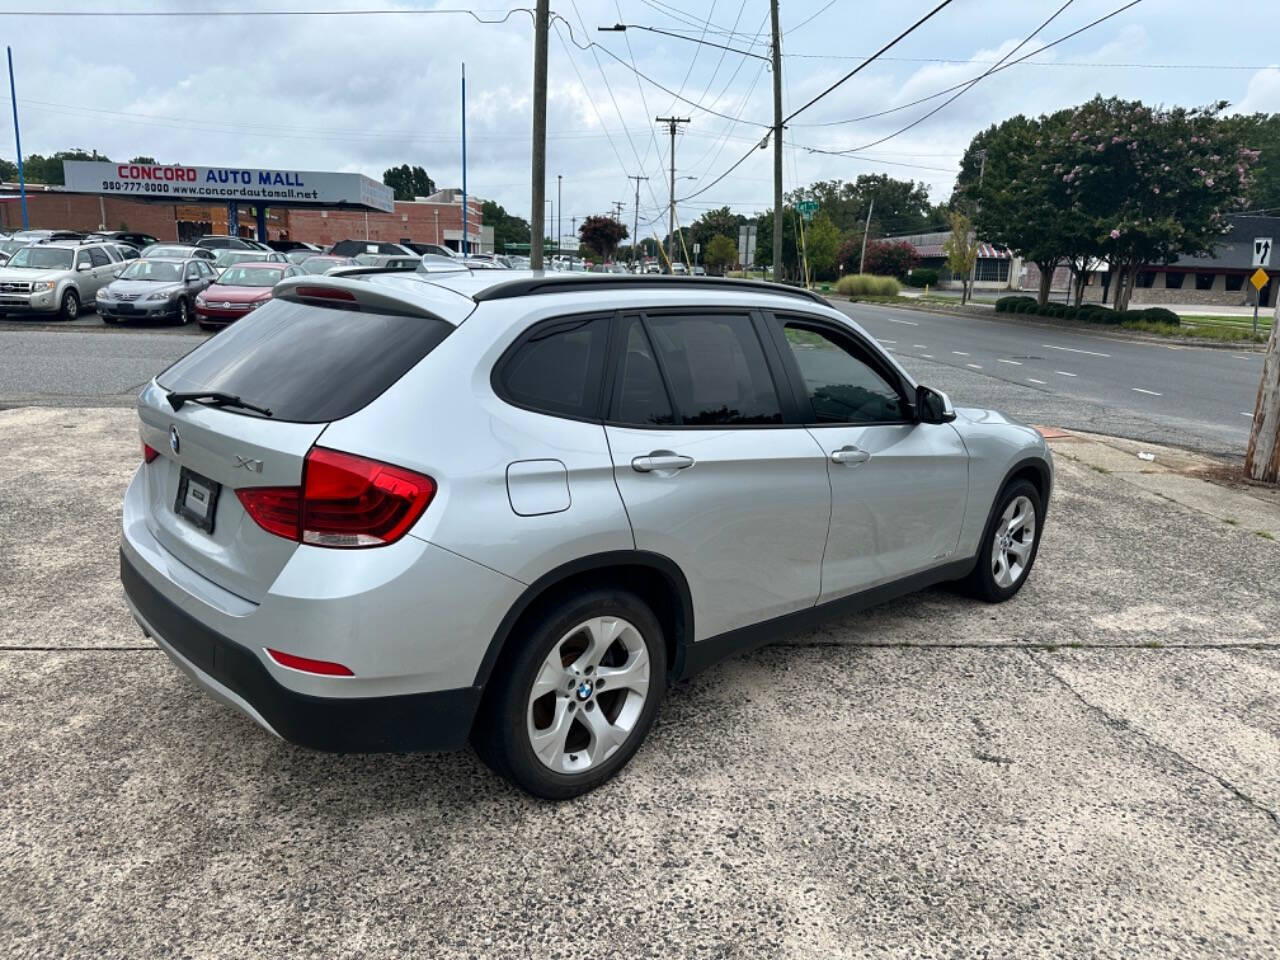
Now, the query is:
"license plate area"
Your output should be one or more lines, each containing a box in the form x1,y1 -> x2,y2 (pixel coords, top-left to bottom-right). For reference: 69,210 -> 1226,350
175,467 -> 221,534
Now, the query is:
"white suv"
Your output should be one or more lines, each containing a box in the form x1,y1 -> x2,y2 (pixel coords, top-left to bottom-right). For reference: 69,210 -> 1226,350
120,271 -> 1051,798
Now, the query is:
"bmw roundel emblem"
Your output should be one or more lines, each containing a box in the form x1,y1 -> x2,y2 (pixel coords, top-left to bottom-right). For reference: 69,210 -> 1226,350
169,424 -> 180,455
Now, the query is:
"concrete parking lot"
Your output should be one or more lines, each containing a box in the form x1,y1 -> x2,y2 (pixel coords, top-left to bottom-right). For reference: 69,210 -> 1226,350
2,401 -> 1278,958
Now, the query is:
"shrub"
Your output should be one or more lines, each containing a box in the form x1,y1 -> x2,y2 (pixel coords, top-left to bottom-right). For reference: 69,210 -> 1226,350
904,268 -> 940,289
862,240 -> 919,279
1135,306 -> 1180,326
995,295 -> 1036,312
835,273 -> 901,297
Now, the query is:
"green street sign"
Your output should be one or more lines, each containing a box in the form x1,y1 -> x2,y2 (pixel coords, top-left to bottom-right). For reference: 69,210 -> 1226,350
797,200 -> 818,221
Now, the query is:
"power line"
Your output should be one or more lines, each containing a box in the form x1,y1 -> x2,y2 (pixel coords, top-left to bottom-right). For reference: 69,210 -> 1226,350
678,0 -> 960,203
786,0 -> 839,34
783,53 -> 1277,70
0,6 -> 537,18
828,0 -> 1080,155
796,0 -> 1148,128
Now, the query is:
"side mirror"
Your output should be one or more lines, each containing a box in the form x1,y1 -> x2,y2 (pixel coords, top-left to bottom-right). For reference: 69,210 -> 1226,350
916,385 -> 956,424
77,261 -> 92,272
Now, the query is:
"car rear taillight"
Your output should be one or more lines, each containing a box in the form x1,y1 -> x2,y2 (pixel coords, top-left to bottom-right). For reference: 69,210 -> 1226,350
143,442 -> 160,463
235,447 -> 435,548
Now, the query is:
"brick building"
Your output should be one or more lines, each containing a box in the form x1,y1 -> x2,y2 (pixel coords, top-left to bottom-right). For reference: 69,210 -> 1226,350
0,185 -> 491,252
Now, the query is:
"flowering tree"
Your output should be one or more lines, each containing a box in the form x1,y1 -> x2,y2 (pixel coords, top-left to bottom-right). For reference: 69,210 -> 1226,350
863,240 -> 919,279
943,212 -> 978,303
578,215 -> 629,260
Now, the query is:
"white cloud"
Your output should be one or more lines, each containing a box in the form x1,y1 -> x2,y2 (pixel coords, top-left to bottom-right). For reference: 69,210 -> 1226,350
1231,67 -> 1280,115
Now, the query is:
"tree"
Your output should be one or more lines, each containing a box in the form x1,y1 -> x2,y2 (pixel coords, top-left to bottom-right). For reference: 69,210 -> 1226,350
578,214 -> 628,259
1246,299 -> 1280,483
802,212 -> 841,280
862,240 -> 919,279
689,206 -> 745,252
1220,113 -> 1280,211
754,207 -> 802,279
480,200 -> 530,252
0,158 -> 15,181
835,236 -> 863,275
943,211 -> 978,303
129,155 -> 157,165
704,234 -> 737,275
790,175 -> 936,237
20,149 -> 110,185
382,164 -> 436,201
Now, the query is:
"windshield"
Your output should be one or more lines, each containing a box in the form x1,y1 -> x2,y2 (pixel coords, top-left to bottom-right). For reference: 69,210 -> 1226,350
6,247 -> 74,270
121,260 -> 184,282
300,257 -> 351,274
142,245 -> 193,258
0,240 -> 28,255
215,251 -> 262,267
217,266 -> 283,287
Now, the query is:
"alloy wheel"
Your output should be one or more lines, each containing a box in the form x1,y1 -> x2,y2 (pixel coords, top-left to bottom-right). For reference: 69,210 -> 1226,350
991,494 -> 1036,589
525,616 -> 651,775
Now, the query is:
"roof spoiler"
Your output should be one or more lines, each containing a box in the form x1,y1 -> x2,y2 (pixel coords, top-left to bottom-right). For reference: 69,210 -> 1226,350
272,275 -> 451,320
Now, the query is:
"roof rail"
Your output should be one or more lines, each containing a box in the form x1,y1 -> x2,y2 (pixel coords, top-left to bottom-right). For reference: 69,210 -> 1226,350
470,274 -> 829,305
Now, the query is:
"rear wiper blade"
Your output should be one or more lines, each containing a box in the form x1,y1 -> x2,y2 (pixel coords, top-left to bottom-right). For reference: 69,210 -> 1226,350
166,391 -> 273,417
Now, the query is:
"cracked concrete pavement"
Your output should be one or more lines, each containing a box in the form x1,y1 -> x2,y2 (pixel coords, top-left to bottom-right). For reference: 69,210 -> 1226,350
1,406 -> 1278,958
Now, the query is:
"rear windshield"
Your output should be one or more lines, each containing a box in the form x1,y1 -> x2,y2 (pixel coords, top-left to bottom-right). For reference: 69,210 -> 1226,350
217,266 -> 283,287
156,299 -> 453,423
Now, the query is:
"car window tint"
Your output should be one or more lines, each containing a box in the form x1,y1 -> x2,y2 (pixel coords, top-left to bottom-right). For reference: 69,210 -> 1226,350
88,247 -> 110,267
782,324 -> 907,424
498,317 -> 607,419
611,316 -> 674,426
645,313 -> 782,426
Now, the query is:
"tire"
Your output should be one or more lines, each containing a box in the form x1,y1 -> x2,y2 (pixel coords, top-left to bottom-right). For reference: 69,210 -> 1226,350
174,298 -> 190,326
59,289 -> 80,321
957,479 -> 1044,603
473,588 -> 666,800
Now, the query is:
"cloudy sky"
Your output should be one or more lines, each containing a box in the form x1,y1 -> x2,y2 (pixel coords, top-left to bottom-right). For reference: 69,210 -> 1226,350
2,0 -> 1278,244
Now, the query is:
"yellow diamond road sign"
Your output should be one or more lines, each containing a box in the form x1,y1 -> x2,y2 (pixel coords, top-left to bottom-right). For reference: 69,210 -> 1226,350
1250,267 -> 1269,290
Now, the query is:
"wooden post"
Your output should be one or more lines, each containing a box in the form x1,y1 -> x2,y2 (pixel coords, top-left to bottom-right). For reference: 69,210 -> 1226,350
1246,298 -> 1280,483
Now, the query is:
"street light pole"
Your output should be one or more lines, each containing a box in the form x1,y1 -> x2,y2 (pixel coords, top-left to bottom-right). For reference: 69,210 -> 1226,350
530,0 -> 549,270
557,174 -> 562,260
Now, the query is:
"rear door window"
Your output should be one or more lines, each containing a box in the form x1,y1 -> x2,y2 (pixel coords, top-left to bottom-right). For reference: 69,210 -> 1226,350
496,316 -> 609,419
644,313 -> 782,425
610,315 -> 675,426
156,300 -> 453,423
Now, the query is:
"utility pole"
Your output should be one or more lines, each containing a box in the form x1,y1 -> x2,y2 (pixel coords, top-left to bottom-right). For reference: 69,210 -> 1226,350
571,215 -> 577,255
858,198 -> 874,274
461,62 -> 468,257
966,149 -> 987,304
1247,297 -> 1280,483
7,46 -> 28,229
628,174 -> 648,271
530,0 -> 548,270
557,174 -> 562,259
770,0 -> 782,282
656,116 -> 689,271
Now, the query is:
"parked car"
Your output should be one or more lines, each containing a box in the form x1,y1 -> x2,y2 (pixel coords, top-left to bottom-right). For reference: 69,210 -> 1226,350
284,249 -> 323,265
0,237 -> 33,266
194,261 -> 299,329
195,235 -> 270,252
10,229 -> 86,243
92,231 -> 159,249
691,265 -> 706,276
353,253 -> 421,270
96,256 -> 218,326
141,243 -> 217,261
401,242 -> 457,258
265,240 -> 321,254
120,272 -> 1052,799
328,239 -> 416,257
0,239 -> 123,320
213,249 -> 287,273
113,243 -> 141,261
298,255 -> 358,275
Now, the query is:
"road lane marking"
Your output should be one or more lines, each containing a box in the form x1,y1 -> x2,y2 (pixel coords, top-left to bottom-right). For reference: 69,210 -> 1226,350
1055,371 -> 1077,377
952,351 -> 970,356
878,339 -> 896,344
1241,412 -> 1253,417
920,354 -> 934,358
1027,378 -> 1047,385
1132,388 -> 1162,396
997,358 -> 1022,365
1234,355 -> 1257,361
966,363 -> 983,370
913,343 -> 928,348
1042,343 -> 1111,358
885,317 -> 919,326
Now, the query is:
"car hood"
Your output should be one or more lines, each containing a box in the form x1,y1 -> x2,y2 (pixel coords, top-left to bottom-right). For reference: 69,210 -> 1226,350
0,267 -> 68,283
104,279 -> 183,296
954,406 -> 1027,427
202,283 -> 274,302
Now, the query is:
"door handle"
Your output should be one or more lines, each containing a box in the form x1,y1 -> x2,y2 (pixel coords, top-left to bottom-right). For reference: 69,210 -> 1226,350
632,451 -> 695,473
830,445 -> 871,466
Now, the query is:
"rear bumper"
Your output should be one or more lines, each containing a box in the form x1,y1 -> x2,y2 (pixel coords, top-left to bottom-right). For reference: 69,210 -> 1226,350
121,549 -> 481,752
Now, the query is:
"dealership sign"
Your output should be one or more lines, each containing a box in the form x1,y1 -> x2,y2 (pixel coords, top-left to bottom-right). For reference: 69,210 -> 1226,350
62,161 -> 395,212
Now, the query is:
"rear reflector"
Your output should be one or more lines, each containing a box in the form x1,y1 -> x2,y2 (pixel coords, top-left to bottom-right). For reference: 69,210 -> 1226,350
266,648 -> 354,676
236,446 -> 435,548
143,442 -> 159,463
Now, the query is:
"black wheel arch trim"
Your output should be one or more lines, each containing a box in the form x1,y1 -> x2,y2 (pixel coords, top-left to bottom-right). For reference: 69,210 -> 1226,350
472,550 -> 696,691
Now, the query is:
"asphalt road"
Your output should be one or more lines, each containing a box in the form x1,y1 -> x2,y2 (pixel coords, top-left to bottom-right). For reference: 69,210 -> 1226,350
832,300 -> 1265,458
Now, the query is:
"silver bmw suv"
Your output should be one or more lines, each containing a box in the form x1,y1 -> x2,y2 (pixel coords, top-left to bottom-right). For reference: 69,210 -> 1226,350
120,272 -> 1052,799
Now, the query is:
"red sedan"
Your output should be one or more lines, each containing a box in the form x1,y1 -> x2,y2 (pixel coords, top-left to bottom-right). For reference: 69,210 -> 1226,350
194,262 -> 301,329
